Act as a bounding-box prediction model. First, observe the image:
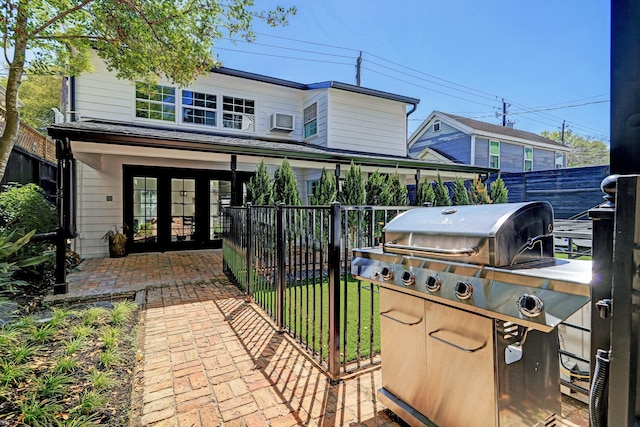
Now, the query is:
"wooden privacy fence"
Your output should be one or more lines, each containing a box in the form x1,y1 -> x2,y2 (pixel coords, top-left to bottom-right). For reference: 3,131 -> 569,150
222,203 -> 412,382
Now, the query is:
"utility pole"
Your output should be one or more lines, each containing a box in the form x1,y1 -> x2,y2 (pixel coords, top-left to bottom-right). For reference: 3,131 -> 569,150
356,51 -> 362,86
502,98 -> 509,126
561,120 -> 566,145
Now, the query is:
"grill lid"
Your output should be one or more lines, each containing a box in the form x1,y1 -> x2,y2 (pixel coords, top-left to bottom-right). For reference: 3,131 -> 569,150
383,201 -> 554,267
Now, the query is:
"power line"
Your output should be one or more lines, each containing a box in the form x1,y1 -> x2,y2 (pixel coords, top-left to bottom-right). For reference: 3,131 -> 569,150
254,32 -> 360,53
225,37 -> 354,59
214,47 -> 352,66
470,100 -> 609,118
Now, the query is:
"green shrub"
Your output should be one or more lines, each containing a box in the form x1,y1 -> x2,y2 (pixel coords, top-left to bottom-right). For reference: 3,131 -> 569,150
490,175 -> 509,204
245,159 -> 273,205
433,173 -> 451,207
416,180 -> 435,207
273,158 -> 301,205
0,229 -> 52,299
0,184 -> 56,233
310,167 -> 336,205
452,177 -> 470,206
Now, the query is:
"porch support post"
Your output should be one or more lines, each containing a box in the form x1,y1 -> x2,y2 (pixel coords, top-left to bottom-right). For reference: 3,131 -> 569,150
327,201 -> 342,383
334,164 -> 341,200
230,155 -> 239,205
53,137 -> 76,294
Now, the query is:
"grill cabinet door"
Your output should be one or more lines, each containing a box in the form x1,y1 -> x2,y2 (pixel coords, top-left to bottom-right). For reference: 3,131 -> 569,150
379,287 -> 428,416
425,301 -> 496,426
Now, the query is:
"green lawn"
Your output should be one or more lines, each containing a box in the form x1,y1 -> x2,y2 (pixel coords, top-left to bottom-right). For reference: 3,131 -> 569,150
254,276 -> 380,363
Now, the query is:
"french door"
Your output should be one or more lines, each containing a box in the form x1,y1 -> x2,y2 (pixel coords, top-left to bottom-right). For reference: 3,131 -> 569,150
124,166 -> 233,253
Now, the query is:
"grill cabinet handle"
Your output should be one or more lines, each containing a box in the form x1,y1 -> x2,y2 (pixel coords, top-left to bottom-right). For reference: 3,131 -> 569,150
428,329 -> 487,353
380,310 -> 423,326
384,243 -> 479,257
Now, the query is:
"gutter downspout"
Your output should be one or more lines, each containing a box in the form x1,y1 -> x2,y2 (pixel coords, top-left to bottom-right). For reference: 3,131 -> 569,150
405,102 -> 418,157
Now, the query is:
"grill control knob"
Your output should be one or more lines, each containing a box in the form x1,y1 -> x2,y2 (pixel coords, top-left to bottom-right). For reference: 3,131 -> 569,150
380,267 -> 394,281
426,275 -> 442,292
401,271 -> 416,286
454,281 -> 473,300
517,294 -> 544,317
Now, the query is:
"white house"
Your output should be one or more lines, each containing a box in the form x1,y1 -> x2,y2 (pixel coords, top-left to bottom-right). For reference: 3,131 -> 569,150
49,54 -> 494,258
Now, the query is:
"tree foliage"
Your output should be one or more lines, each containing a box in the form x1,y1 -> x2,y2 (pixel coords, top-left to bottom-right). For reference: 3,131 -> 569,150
489,175 -> 509,204
468,176 -> 491,205
273,159 -> 300,205
0,183 -> 57,233
451,177 -> 470,206
0,75 -> 62,132
310,167 -> 336,205
365,170 -> 390,206
415,180 -> 435,207
433,173 -> 451,207
245,160 -> 273,205
0,0 -> 296,180
387,172 -> 408,206
541,130 -> 609,167
338,161 -> 365,206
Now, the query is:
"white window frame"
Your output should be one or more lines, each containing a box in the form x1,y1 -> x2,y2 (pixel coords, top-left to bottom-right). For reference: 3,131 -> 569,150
182,90 -> 217,127
555,151 -> 564,169
303,103 -> 318,139
489,140 -> 500,169
222,96 -> 255,131
524,146 -> 533,172
433,120 -> 441,132
135,82 -> 176,123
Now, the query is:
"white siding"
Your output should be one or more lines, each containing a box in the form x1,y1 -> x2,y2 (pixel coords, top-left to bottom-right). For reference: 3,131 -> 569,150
302,91 -> 329,148
326,89 -> 407,156
74,54 -> 306,141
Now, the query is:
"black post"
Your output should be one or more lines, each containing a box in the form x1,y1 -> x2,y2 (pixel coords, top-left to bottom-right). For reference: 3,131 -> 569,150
231,155 -> 239,206
245,203 -> 252,300
607,175 -> 639,427
275,203 -> 286,332
611,0 -> 640,175
328,202 -> 341,383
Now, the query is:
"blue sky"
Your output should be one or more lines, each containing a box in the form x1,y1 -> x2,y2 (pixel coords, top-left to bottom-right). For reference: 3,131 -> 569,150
214,0 -> 611,143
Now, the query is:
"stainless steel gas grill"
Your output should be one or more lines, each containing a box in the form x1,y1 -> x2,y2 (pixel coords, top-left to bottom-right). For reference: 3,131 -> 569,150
351,201 -> 591,427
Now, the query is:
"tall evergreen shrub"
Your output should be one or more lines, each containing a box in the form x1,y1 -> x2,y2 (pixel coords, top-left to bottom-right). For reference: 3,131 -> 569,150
433,173 -> 451,207
310,167 -> 337,205
273,159 -> 301,205
468,176 -> 492,204
245,160 -> 273,205
452,177 -> 470,206
415,180 -> 436,207
490,175 -> 509,204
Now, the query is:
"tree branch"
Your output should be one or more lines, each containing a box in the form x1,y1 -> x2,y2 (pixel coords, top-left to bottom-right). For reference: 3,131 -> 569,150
30,0 -> 96,37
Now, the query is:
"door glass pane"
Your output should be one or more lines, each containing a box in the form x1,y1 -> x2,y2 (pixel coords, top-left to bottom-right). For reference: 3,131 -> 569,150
133,177 -> 158,244
171,178 -> 196,242
210,180 -> 231,239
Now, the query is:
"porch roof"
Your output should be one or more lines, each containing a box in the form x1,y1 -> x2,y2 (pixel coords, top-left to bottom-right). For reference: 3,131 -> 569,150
48,120 -> 497,176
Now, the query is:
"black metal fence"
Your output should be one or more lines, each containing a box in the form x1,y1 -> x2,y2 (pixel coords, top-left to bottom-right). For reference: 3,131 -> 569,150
222,203 -> 412,381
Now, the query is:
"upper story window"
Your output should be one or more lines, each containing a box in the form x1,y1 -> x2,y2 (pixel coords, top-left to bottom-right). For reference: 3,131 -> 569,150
489,140 -> 500,169
223,96 -> 255,131
433,120 -> 441,132
524,146 -> 533,172
304,103 -> 318,139
135,83 -> 176,122
555,151 -> 564,169
182,91 -> 217,126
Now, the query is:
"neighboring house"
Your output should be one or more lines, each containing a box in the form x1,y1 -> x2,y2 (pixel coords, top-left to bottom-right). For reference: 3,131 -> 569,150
48,53 -> 494,258
408,111 -> 572,172
0,87 -> 57,196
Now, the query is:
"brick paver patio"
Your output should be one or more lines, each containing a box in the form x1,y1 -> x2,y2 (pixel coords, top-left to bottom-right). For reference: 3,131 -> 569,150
48,249 -> 589,426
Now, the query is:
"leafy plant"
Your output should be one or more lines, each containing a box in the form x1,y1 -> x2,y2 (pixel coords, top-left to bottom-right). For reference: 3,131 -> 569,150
273,158 -> 301,205
74,391 -> 106,415
102,225 -> 127,247
338,161 -> 365,206
36,373 -> 73,397
20,396 -> 62,426
62,337 -> 85,355
53,356 -> 78,373
246,159 -> 273,205
99,348 -> 120,368
11,342 -> 40,364
32,323 -> 57,343
433,173 -> 452,207
490,175 -> 509,204
82,307 -> 110,327
0,360 -> 27,385
0,184 -> 57,233
88,368 -> 114,390
0,229 -> 52,298
415,180 -> 435,207
468,176 -> 492,204
99,326 -> 120,349
70,324 -> 94,339
452,177 -> 470,206
309,167 -> 337,205
111,300 -> 137,325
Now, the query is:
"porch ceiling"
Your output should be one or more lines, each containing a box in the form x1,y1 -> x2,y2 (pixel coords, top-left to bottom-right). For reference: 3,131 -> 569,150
49,120 -> 497,179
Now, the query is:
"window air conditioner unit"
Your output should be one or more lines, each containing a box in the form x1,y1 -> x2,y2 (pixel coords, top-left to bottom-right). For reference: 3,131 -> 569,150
270,112 -> 294,132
